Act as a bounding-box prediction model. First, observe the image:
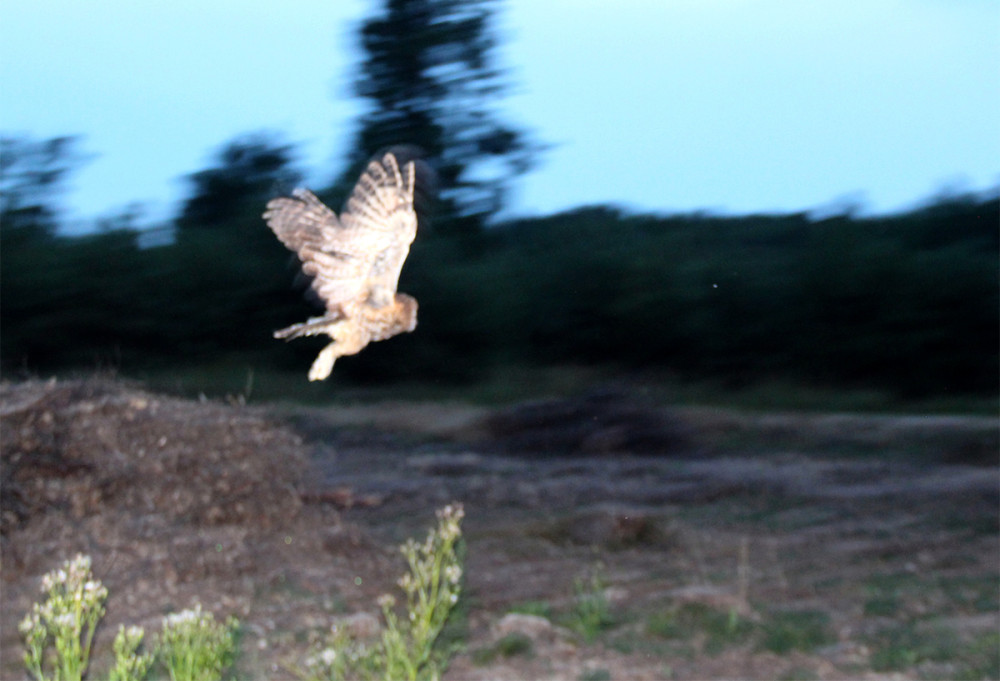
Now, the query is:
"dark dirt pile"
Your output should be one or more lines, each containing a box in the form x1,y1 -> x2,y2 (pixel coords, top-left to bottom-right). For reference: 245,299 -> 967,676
0,378 -> 393,680
2,378 -> 305,537
482,388 -> 690,456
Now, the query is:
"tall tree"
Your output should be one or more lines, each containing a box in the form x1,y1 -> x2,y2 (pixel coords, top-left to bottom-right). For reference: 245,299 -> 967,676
342,0 -> 540,236
0,135 -> 89,242
177,132 -> 300,233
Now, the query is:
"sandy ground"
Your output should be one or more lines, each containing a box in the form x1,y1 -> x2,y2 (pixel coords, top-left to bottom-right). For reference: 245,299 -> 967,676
2,378 -> 997,680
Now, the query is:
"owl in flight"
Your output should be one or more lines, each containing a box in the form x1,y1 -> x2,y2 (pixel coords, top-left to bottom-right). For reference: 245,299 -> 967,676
263,152 -> 420,380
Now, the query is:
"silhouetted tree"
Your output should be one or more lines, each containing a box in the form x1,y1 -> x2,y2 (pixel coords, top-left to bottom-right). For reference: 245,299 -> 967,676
341,0 -> 541,236
0,135 -> 89,242
176,132 -> 300,233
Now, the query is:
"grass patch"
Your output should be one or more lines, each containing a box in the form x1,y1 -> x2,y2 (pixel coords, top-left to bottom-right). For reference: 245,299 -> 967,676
560,566 -> 617,643
938,575 -> 1000,614
508,601 -> 553,620
862,572 -> 1000,677
866,621 -> 999,679
864,572 -> 1000,621
758,610 -> 834,654
648,604 -> 834,657
495,632 -> 533,657
867,620 -> 959,672
471,632 -> 534,666
646,603 -> 755,654
778,668 -> 820,681
955,631 -> 1000,681
863,593 -> 901,618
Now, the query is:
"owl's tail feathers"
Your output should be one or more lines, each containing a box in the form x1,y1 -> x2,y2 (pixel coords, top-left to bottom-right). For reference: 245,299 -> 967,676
273,315 -> 340,340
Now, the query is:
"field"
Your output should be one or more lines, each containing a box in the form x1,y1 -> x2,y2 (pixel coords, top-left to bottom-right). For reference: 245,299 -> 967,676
1,377 -> 997,680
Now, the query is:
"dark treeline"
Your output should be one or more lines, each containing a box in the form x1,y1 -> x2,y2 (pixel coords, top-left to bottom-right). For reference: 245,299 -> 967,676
7,0 -> 994,400
2,134 -> 996,398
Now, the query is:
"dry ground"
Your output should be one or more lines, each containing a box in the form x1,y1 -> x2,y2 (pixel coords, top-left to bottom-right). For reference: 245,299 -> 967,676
1,378 -> 997,680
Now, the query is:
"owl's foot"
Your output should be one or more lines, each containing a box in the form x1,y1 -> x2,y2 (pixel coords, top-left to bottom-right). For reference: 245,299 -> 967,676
308,342 -> 341,381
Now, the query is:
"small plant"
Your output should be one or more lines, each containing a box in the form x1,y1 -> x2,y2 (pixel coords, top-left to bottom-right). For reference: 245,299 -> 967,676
299,503 -> 465,681
20,555 -> 236,681
955,631 -> 1000,681
109,625 -> 154,681
507,601 -> 552,619
19,554 -> 109,681
867,620 -> 959,672
565,564 -> 615,643
157,603 -> 238,681
577,668 -> 611,681
470,632 -> 533,666
647,602 -> 755,654
494,632 -> 533,658
758,610 -> 833,654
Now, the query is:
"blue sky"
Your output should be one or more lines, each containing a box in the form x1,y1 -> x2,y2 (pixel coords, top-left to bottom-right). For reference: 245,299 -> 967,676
2,0 -> 998,228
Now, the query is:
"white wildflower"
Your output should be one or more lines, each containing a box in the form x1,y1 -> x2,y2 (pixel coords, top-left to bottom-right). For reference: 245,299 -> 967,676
18,611 -> 39,634
164,604 -> 203,629
444,565 -> 462,585
53,613 -> 76,629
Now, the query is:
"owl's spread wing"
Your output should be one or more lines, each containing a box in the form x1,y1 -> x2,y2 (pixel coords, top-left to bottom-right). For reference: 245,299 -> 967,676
263,152 -> 418,314
339,153 -> 418,308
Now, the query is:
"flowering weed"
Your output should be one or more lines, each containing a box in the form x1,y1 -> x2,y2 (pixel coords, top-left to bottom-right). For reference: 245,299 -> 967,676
19,554 -> 108,681
300,504 -> 465,681
108,625 -> 154,681
157,603 -> 238,681
20,555 -> 235,681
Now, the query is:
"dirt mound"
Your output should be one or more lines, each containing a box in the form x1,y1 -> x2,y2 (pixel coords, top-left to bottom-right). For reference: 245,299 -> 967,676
1,378 -> 393,681
483,389 -> 689,455
1,378 -> 305,537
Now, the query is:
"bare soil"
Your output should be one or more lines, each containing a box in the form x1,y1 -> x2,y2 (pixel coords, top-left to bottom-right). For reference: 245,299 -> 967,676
1,378 -> 997,680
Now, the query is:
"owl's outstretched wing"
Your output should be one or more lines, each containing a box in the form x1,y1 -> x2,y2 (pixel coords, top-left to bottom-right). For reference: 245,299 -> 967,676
339,152 -> 418,308
263,152 -> 418,315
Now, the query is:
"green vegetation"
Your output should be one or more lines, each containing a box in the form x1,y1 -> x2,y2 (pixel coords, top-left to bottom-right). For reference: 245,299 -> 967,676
157,605 -> 238,681
562,565 -> 616,643
493,633 -> 533,658
297,504 -> 465,681
21,507 -> 465,681
507,601 -> 553,620
19,555 -> 108,681
861,572 -> 1000,678
864,572 -> 1000,620
646,603 -> 756,654
956,631 -> 1000,681
19,555 -> 235,681
758,610 -> 834,654
470,633 -> 534,666
108,626 -> 154,681
867,620 -> 960,672
645,603 -> 841,659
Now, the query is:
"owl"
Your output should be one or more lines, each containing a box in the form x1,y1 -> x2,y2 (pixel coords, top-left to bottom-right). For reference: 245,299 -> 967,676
263,152 -> 420,380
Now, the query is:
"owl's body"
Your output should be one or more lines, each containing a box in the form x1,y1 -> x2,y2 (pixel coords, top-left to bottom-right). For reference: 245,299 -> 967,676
263,152 -> 420,380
